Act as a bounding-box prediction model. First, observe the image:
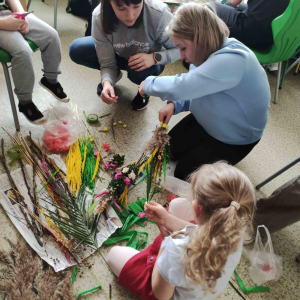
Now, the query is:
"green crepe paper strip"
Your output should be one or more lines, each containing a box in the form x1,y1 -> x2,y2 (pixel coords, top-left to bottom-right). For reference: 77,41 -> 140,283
7,145 -> 25,166
234,269 -> 270,293
88,200 -> 98,217
37,167 -> 61,194
71,266 -> 79,284
103,230 -> 148,250
76,285 -> 102,299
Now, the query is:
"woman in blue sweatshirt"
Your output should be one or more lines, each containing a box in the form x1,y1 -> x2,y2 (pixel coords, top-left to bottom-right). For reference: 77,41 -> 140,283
139,2 -> 270,180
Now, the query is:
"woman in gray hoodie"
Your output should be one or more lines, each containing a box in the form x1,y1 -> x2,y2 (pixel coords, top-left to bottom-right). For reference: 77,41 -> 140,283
69,0 -> 180,110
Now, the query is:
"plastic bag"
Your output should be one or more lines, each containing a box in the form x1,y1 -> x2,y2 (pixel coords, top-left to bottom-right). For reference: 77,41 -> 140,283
42,107 -> 81,152
247,225 -> 283,286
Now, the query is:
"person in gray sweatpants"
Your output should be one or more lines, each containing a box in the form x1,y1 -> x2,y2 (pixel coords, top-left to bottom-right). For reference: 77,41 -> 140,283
0,0 -> 69,124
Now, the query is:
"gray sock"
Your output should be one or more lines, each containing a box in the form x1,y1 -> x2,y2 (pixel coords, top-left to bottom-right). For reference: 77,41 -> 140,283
45,77 -> 58,84
19,99 -> 33,105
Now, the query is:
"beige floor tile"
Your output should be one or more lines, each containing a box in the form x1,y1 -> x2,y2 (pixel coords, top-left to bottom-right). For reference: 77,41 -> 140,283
0,1 -> 299,300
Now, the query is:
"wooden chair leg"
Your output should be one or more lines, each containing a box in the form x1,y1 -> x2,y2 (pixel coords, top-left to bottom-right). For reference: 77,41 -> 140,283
1,62 -> 20,131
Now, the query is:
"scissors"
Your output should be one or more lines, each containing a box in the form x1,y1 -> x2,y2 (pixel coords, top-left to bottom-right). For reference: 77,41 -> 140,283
12,11 -> 34,20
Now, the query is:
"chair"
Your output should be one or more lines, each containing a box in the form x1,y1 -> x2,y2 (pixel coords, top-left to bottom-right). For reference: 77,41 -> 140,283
0,40 -> 39,131
250,0 -> 300,104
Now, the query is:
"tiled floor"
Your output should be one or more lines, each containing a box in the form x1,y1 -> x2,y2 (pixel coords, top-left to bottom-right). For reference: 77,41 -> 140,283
0,1 -> 299,300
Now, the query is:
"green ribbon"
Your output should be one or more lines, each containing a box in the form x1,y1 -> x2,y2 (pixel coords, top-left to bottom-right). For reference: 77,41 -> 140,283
103,198 -> 149,250
7,145 -> 25,166
234,269 -> 270,293
71,266 -> 79,284
75,285 -> 102,299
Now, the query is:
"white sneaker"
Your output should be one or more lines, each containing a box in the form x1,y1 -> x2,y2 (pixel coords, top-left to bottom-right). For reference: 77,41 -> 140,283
267,63 -> 279,72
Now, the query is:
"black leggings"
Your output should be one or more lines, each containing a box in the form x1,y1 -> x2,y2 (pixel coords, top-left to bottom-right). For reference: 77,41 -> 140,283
169,114 -> 260,180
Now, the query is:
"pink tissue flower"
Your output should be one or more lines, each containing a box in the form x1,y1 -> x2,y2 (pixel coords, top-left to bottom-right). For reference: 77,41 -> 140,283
110,163 -> 116,168
114,172 -> 123,179
103,161 -> 110,171
124,177 -> 131,185
138,212 -> 146,219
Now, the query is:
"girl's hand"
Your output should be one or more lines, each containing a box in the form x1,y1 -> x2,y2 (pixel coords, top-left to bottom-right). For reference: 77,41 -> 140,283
1,15 -> 25,31
19,18 -> 29,34
159,103 -> 175,124
157,224 -> 171,239
139,81 -> 145,96
128,53 -> 155,72
144,202 -> 169,225
100,81 -> 118,104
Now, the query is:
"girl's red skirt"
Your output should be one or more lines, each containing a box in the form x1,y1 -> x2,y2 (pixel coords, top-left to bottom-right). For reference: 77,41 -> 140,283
118,234 -> 163,300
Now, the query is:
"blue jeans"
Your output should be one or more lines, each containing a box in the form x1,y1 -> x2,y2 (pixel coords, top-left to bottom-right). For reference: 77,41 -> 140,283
69,36 -> 165,85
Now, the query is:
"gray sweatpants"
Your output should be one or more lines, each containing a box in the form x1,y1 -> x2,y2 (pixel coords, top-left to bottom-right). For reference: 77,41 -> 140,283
0,10 -> 62,101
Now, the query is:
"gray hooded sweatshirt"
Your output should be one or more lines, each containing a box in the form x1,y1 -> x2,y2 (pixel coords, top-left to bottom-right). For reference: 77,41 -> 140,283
92,0 -> 180,86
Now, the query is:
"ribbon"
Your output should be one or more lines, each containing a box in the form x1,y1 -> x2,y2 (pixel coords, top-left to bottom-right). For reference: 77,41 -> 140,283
234,269 -> 270,293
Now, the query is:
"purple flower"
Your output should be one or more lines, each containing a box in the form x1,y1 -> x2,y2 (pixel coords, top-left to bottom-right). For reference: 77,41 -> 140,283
124,177 -> 131,185
114,172 -> 123,179
138,212 -> 146,219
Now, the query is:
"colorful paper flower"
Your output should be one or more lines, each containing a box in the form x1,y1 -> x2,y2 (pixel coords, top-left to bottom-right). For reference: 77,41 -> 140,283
104,127 -> 108,131
114,172 -> 122,179
102,142 -> 110,152
118,121 -> 122,124
128,172 -> 136,180
113,123 -> 116,126
122,167 -> 129,174
123,125 -> 127,128
103,161 -> 110,170
138,212 -> 146,219
124,177 -> 131,185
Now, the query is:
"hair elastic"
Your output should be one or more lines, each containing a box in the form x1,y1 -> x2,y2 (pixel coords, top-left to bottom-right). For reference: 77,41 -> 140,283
231,201 -> 240,211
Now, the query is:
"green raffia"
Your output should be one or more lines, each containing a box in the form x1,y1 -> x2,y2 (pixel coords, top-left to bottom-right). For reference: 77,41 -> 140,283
234,269 -> 270,293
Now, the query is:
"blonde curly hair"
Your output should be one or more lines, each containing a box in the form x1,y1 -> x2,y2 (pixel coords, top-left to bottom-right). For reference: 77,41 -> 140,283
173,162 -> 255,291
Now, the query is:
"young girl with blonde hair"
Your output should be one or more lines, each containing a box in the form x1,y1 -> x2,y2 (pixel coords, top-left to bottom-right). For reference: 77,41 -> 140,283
139,2 -> 270,180
108,162 -> 255,300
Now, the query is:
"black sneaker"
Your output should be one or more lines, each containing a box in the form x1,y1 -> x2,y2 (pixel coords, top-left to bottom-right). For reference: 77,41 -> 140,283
97,70 -> 123,96
39,76 -> 69,102
131,92 -> 149,111
19,102 -> 47,124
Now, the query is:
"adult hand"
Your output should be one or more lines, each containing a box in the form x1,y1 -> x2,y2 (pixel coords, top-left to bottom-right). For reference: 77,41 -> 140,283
159,103 -> 175,124
144,201 -> 169,225
19,17 -> 29,34
128,53 -> 155,72
139,81 -> 145,97
100,81 -> 118,105
1,15 -> 25,31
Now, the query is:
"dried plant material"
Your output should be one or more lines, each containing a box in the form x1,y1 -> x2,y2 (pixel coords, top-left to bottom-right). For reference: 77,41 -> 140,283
143,126 -> 170,153
0,239 -> 73,300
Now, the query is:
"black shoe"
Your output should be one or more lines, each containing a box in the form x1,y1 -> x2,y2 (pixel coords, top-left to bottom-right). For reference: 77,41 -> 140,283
131,92 -> 149,111
97,70 -> 123,96
39,76 -> 69,102
183,60 -> 190,70
19,102 -> 47,124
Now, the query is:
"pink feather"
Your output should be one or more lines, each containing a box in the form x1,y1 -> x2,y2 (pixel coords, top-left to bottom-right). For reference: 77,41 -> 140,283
42,158 -> 49,173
